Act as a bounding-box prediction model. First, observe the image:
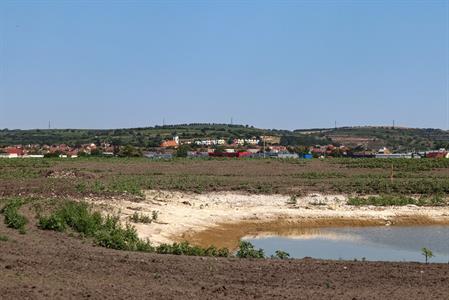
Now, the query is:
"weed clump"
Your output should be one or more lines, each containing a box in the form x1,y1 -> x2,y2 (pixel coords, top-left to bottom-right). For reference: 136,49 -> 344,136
39,201 -> 150,251
129,212 -> 152,224
1,198 -> 28,233
38,200 -> 230,257
347,195 -> 447,206
155,242 -> 229,257
236,241 -> 265,259
272,250 -> 290,260
128,211 -> 159,224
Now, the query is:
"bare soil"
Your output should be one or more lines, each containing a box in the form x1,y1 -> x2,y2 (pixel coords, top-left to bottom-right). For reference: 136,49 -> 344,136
1,202 -> 449,299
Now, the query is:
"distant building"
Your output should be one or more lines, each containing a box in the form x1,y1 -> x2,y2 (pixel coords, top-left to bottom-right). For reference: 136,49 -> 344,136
160,136 -> 179,148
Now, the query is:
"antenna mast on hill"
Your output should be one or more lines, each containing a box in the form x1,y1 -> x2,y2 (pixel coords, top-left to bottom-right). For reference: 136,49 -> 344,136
334,120 -> 337,130
48,120 -> 51,129
231,117 -> 233,125
393,120 -> 395,129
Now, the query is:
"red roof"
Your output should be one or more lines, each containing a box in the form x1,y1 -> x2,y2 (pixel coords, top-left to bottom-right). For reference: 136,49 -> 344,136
6,147 -> 24,155
160,140 -> 178,148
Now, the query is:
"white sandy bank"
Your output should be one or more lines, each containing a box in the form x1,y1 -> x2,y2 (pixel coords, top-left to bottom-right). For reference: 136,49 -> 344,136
87,190 -> 449,245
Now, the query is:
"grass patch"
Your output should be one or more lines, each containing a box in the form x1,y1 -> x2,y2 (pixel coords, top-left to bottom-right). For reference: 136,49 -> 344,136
1,198 -> 28,233
0,234 -> 8,241
347,195 -> 447,206
38,200 -> 230,256
129,212 -> 153,224
38,201 -> 146,251
155,242 -> 229,257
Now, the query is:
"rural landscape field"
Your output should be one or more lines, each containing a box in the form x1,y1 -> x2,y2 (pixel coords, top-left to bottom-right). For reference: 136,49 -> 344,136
2,0 -> 448,299
2,156 -> 449,298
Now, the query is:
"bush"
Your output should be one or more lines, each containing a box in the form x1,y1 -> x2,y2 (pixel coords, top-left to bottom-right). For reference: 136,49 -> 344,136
38,200 -> 229,257
236,241 -> 265,259
129,212 -> 152,224
38,214 -> 67,231
155,241 -> 229,257
273,250 -> 290,260
38,201 -> 142,251
1,198 -> 28,232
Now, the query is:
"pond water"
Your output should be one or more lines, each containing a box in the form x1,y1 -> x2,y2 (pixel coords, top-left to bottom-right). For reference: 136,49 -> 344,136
244,226 -> 449,263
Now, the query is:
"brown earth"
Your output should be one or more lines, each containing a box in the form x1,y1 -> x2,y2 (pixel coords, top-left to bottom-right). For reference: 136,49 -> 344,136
3,158 -> 449,198
1,204 -> 449,300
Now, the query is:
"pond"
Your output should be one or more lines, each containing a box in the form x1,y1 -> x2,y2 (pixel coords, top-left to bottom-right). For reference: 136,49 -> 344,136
244,226 -> 449,263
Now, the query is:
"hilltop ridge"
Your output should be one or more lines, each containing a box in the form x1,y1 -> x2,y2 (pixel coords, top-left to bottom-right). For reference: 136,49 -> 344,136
1,124 -> 448,151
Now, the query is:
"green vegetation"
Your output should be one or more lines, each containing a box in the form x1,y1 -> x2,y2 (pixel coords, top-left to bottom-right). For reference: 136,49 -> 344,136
3,157 -> 449,198
421,247 -> 434,264
38,200 -> 230,257
155,242 -> 229,257
336,158 -> 449,172
38,201 -> 151,251
0,235 -> 8,241
236,241 -> 265,259
129,212 -> 153,224
347,195 -> 447,206
2,124 -> 449,150
287,195 -> 297,205
272,250 -> 290,260
0,124 -> 276,148
1,198 -> 28,233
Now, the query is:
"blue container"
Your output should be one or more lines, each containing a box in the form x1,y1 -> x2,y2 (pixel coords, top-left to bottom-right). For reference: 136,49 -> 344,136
303,154 -> 313,159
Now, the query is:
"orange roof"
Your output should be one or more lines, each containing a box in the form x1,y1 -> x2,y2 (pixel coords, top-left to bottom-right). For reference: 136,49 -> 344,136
160,140 -> 178,148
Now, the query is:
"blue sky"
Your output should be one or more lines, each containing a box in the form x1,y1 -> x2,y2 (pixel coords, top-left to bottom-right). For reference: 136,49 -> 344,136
0,0 -> 448,130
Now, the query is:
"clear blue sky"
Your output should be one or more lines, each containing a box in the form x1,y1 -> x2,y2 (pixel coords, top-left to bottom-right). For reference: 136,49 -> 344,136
0,0 -> 448,130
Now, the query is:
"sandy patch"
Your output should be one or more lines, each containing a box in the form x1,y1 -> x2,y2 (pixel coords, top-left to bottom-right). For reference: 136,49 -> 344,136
87,190 -> 449,247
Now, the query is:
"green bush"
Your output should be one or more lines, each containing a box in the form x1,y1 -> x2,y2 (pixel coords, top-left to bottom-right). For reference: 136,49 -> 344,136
1,198 -> 28,232
347,195 -> 447,206
38,200 -> 229,257
129,212 -> 152,224
236,241 -> 265,259
155,241 -> 229,257
38,214 -> 67,231
38,201 -> 141,251
273,250 -> 290,260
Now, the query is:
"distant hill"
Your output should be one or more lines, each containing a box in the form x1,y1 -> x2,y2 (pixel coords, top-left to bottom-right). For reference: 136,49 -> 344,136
1,124 -> 448,151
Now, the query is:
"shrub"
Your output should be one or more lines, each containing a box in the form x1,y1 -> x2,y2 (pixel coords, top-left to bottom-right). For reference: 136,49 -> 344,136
152,210 -> 159,221
287,195 -> 297,205
155,241 -> 229,257
38,214 -> 67,231
38,201 -> 142,251
38,200 -> 229,257
1,198 -> 28,232
273,250 -> 290,260
129,212 -> 152,224
236,241 -> 265,259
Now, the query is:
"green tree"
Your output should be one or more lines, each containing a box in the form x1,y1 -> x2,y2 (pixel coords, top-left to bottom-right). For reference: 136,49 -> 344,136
421,247 -> 434,264
176,145 -> 190,158
118,145 -> 142,157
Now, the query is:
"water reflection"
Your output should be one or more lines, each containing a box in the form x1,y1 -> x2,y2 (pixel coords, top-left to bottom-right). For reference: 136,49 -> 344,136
244,226 -> 449,263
